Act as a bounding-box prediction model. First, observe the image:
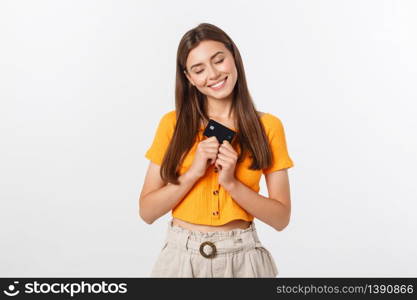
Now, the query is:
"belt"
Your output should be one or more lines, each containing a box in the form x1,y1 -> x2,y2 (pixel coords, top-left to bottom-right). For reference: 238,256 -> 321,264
166,227 -> 263,259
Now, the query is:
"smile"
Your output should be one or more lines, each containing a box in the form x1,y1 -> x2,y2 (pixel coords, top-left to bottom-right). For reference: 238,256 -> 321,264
209,77 -> 228,90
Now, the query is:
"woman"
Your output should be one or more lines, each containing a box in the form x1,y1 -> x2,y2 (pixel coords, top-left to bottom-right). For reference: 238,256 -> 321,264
139,23 -> 294,277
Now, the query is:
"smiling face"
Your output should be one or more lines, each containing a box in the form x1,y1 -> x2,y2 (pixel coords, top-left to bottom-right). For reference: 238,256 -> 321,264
184,40 -> 238,101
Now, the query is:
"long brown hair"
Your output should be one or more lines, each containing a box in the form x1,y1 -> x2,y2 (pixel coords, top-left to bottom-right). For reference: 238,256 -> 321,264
161,23 -> 273,184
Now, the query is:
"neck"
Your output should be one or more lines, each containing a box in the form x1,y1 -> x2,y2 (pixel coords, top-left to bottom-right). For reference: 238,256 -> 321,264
205,96 -> 234,119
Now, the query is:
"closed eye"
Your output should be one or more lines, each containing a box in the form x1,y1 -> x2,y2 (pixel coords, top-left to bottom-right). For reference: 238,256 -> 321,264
195,59 -> 225,74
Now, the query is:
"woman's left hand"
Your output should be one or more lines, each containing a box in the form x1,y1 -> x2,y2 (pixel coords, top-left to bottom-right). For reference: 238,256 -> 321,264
215,140 -> 238,190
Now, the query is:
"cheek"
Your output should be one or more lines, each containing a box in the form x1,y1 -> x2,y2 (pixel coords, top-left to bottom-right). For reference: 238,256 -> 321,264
222,59 -> 237,74
195,78 -> 206,86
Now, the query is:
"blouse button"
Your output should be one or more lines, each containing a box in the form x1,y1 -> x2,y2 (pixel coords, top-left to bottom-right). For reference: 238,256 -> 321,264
213,190 -> 219,195
212,211 -> 219,216
214,167 -> 218,173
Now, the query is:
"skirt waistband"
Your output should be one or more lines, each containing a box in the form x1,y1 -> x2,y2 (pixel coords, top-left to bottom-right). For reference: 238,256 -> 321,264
164,219 -> 263,256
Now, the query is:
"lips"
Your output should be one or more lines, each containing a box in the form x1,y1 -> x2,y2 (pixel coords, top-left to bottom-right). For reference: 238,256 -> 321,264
208,77 -> 228,90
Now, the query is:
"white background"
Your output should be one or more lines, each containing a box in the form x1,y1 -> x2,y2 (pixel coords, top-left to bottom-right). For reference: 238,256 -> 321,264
1,0 -> 416,277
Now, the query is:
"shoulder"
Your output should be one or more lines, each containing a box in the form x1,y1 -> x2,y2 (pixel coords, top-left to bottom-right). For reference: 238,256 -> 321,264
258,112 -> 289,142
152,110 -> 177,138
161,110 -> 176,122
257,111 -> 266,118
258,111 -> 284,129
158,110 -> 176,127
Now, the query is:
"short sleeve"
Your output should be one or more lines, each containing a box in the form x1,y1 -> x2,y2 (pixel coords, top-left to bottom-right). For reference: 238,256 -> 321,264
144,111 -> 176,166
262,114 -> 294,174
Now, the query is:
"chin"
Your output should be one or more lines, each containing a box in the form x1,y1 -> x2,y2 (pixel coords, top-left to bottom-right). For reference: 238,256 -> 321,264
212,90 -> 233,100
208,85 -> 234,98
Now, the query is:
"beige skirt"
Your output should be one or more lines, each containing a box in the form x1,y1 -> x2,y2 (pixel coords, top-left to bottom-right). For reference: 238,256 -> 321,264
150,219 -> 279,278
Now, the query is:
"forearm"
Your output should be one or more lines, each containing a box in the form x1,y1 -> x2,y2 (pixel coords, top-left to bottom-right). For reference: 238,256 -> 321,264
140,171 -> 200,224
223,180 -> 290,231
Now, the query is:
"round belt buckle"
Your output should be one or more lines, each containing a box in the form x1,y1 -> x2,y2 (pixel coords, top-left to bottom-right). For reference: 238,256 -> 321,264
199,241 -> 216,259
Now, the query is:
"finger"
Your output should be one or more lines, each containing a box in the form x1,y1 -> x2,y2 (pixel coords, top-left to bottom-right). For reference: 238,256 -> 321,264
208,154 -> 219,163
217,153 -> 235,163
209,141 -> 220,149
204,143 -> 220,151
215,157 -> 230,169
219,145 -> 237,157
203,136 -> 217,141
204,144 -> 221,151
204,151 -> 217,164
220,140 -> 236,151
200,140 -> 219,150
204,148 -> 219,155
205,136 -> 220,144
219,145 -> 235,156
214,158 -> 222,169
208,153 -> 219,164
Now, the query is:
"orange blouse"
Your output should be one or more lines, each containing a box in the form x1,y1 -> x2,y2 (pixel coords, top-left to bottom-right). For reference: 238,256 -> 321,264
145,110 -> 294,226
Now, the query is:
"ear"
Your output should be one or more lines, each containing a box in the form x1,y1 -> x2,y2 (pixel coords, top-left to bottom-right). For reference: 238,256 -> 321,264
184,70 -> 195,86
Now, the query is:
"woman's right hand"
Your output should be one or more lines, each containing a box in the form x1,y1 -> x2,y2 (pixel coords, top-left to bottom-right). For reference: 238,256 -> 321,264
187,136 -> 220,179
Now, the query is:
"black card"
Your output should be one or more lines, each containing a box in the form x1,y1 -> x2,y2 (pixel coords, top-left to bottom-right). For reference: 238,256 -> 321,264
203,119 -> 236,143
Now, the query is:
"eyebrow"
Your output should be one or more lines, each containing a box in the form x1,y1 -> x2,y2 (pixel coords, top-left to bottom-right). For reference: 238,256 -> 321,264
190,51 -> 224,70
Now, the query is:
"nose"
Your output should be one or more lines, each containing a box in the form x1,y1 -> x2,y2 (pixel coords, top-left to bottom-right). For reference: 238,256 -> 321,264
207,64 -> 221,80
